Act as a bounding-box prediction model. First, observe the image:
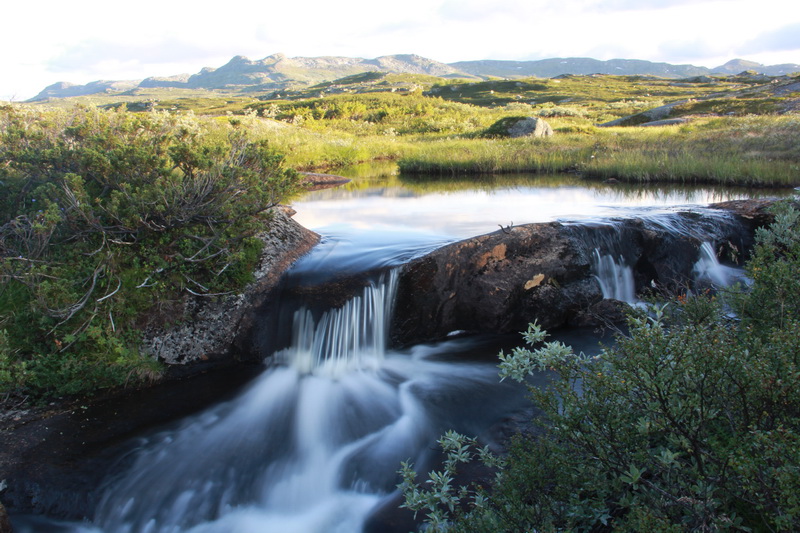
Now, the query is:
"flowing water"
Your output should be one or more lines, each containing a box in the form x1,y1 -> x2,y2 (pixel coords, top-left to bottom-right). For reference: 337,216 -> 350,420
13,172 -> 787,533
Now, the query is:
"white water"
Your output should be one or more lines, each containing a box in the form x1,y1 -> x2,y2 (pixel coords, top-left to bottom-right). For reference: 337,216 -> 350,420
592,241 -> 745,306
278,269 -> 399,376
62,270 -> 522,533
592,249 -> 637,303
692,241 -> 744,288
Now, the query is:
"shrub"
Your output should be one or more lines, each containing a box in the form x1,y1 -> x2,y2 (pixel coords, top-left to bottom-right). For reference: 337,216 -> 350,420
401,201 -> 800,532
0,105 -> 301,397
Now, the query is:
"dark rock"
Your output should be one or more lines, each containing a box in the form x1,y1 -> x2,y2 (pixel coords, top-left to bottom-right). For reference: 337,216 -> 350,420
392,210 -> 755,347
392,222 -> 598,346
363,493 -> 419,533
570,298 -> 629,328
710,198 -> 785,228
0,499 -> 11,533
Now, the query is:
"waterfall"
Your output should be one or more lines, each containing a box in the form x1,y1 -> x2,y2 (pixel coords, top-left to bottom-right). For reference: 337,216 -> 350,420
81,267 -> 519,533
280,269 -> 399,376
692,241 -> 744,288
592,249 -> 636,303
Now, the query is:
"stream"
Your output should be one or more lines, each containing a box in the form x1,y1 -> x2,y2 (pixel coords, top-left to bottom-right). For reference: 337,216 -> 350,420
11,171 -> 787,533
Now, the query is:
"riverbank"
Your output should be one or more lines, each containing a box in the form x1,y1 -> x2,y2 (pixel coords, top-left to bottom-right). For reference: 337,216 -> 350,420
0,204 -> 321,523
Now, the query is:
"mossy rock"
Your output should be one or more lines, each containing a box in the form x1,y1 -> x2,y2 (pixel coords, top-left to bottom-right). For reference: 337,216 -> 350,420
485,116 -> 554,138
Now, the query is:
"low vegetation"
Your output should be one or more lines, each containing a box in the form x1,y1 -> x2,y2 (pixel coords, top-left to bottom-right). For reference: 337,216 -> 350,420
2,70 -> 799,398
401,201 -> 800,532
0,105 -> 301,396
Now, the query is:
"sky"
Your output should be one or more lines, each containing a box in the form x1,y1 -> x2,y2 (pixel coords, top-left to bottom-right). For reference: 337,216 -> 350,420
2,0 -> 799,101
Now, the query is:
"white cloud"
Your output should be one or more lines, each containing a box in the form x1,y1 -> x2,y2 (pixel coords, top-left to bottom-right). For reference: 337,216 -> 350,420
1,0 -> 798,101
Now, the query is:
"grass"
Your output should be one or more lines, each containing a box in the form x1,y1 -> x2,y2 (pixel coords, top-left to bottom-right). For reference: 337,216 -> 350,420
398,115 -> 800,187
22,72 -> 800,186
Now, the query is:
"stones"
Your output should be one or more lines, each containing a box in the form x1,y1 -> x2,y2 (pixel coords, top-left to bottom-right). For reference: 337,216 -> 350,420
392,207 -> 760,347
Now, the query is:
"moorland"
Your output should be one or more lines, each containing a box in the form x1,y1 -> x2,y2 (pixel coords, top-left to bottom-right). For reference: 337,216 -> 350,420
1,57 -> 800,532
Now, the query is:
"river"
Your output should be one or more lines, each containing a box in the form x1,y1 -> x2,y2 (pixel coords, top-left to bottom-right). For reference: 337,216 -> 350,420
11,170 -> 786,533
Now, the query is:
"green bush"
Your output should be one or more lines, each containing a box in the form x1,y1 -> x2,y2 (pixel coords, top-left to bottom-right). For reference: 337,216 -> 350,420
0,105 -> 301,397
401,201 -> 800,532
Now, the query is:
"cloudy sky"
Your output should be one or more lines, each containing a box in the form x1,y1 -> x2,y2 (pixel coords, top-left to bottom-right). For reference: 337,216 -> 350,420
2,0 -> 799,101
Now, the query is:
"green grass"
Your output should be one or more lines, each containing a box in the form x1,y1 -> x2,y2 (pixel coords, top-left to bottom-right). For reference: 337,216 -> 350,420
25,72 -> 800,185
398,116 -> 800,187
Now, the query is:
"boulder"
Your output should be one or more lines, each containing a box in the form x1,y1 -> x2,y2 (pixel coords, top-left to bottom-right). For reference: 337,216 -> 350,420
507,116 -> 554,137
486,116 -> 554,138
392,222 -> 599,346
391,209 -> 757,347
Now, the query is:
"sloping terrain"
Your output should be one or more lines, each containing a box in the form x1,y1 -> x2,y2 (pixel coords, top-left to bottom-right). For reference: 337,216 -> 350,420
29,53 -> 800,101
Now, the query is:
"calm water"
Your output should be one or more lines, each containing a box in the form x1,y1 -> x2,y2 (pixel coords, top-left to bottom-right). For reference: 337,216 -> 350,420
290,171 -> 782,275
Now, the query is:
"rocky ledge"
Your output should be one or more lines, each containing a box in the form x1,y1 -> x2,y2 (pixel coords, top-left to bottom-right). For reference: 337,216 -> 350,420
140,205 -> 320,368
391,200 -> 782,346
0,206 -> 320,522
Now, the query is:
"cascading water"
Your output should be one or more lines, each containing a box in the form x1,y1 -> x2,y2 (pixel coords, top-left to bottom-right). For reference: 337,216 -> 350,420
278,269 -> 399,376
591,249 -> 637,303
692,241 -> 744,288
61,268 -> 523,533
11,176 -> 775,532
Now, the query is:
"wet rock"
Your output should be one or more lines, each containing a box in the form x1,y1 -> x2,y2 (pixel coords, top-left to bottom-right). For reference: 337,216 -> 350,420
570,298 -> 629,328
392,210 -> 756,347
710,197 -> 785,228
392,222 -> 598,345
0,499 -> 11,533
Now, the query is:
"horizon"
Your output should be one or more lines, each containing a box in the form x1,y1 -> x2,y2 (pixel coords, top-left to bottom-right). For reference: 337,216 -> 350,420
3,0 -> 800,101
15,52 -> 800,101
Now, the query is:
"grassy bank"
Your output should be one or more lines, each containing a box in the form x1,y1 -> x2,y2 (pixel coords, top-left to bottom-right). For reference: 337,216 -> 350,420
398,115 -> 800,187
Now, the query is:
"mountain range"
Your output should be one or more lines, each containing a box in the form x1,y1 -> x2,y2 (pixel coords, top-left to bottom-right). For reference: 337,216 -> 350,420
30,53 -> 800,101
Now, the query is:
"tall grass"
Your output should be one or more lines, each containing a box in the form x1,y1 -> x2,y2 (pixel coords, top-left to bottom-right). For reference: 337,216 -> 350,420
398,116 -> 800,187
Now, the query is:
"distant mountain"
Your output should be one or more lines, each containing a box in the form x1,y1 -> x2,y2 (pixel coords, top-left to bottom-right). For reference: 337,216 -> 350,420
29,54 -> 800,101
451,57 -> 711,78
452,57 -> 800,79
33,79 -> 140,100
30,53 -> 471,100
713,58 -> 800,76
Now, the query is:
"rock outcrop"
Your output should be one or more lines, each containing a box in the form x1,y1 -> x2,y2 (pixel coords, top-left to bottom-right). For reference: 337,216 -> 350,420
392,207 -> 762,346
141,206 -> 319,367
487,116 -> 554,138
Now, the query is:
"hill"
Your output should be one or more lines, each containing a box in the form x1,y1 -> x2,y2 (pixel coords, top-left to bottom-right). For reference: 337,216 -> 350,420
29,53 -> 800,101
31,53 -> 474,101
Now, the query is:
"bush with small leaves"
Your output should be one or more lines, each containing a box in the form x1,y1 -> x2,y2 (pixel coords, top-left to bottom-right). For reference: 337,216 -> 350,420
0,105 -> 301,397
402,201 -> 800,532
